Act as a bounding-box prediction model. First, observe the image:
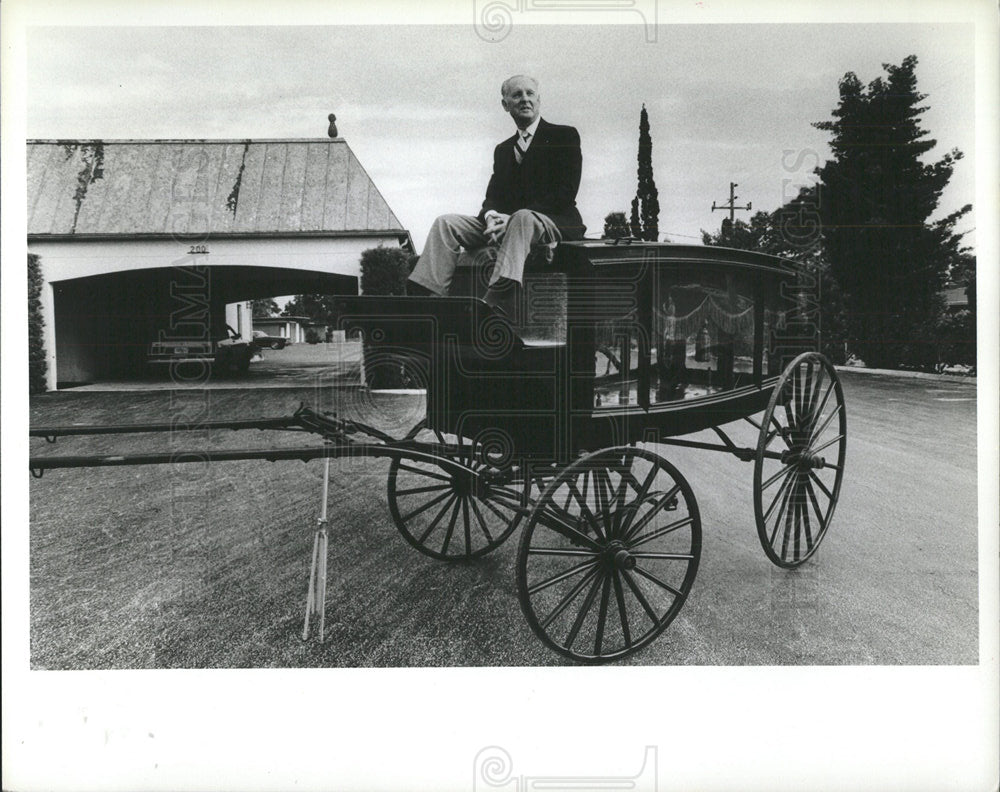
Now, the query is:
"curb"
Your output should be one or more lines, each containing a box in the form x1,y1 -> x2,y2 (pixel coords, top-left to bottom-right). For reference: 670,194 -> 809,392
835,365 -> 977,384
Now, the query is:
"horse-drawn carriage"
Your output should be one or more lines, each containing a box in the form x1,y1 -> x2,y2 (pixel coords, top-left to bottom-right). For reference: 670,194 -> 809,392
30,241 -> 846,663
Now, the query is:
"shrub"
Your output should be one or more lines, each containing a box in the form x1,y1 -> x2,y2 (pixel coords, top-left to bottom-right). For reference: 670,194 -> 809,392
359,245 -> 422,388
28,254 -> 47,393
360,245 -> 411,296
305,328 -> 321,344
935,309 -> 976,368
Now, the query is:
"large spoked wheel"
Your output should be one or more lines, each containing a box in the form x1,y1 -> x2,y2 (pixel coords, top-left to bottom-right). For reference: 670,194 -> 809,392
517,446 -> 701,663
387,422 -> 529,561
754,352 -> 846,568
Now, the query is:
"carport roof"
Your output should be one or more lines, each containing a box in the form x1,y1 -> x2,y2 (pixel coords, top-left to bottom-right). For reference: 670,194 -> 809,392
26,139 -> 409,240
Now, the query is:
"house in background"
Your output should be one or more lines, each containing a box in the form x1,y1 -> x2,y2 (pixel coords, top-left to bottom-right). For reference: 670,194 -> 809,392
253,314 -> 309,344
942,283 -> 971,312
27,136 -> 412,388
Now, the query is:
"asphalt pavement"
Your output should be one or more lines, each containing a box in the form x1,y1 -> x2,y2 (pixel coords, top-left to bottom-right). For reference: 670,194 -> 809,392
28,362 -> 980,667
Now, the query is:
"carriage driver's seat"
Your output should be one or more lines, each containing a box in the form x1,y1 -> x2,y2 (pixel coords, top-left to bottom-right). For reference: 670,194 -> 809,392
450,243 -> 566,346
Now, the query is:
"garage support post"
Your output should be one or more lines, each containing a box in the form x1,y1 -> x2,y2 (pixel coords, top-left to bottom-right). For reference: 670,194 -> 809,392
302,450 -> 332,642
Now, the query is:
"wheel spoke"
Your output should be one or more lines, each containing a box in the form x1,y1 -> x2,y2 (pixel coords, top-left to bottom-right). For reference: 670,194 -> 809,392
632,564 -> 684,598
612,572 -> 631,646
763,467 -> 795,524
765,413 -> 787,449
809,433 -> 845,457
469,497 -> 495,545
594,575 -> 612,656
808,403 -> 842,448
593,469 -> 612,535
800,490 -> 814,551
808,469 -> 833,500
621,570 -> 661,626
397,463 -> 451,482
534,505 -> 604,551
803,365 -> 826,425
622,484 -> 682,542
566,478 -> 606,540
401,488 -> 453,524
804,478 -> 828,534
439,498 -> 462,555
609,467 -> 631,538
478,493 -> 517,525
761,461 -> 795,492
792,497 -> 802,562
528,547 -> 599,557
779,482 -> 796,561
462,497 -> 472,557
768,473 -> 796,547
627,516 -> 695,549
541,565 -> 601,630
485,486 -> 524,506
564,572 -> 604,650
630,551 -> 695,561
617,465 -> 659,535
528,558 -> 600,596
805,380 -> 836,438
795,363 -> 809,421
394,482 -> 451,497
417,493 -> 457,544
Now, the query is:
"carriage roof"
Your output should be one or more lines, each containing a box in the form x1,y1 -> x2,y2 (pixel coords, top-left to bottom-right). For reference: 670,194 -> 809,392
556,240 -> 799,280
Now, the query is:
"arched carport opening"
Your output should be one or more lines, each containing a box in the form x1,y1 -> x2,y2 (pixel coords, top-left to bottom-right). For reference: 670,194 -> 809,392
52,265 -> 357,386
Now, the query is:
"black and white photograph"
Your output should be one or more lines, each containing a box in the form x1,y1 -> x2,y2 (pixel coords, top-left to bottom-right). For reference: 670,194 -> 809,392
3,1 -> 998,790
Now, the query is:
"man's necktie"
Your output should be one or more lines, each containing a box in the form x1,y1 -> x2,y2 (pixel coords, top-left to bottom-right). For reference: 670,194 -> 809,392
514,131 -> 531,165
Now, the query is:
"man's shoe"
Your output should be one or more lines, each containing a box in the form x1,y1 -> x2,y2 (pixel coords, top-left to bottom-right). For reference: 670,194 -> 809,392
406,280 -> 436,297
483,277 -> 523,325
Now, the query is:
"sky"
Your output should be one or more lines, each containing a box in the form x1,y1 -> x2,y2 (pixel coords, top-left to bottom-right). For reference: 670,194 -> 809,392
26,23 -> 977,254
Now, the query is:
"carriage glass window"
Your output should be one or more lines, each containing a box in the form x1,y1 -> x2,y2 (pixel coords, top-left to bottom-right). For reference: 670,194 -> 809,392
650,266 -> 757,403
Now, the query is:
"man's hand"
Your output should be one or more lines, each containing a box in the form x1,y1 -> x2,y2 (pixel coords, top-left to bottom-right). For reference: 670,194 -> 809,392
484,212 -> 510,245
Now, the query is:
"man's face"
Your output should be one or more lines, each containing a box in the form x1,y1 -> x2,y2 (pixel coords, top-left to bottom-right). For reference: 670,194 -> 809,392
501,78 -> 540,128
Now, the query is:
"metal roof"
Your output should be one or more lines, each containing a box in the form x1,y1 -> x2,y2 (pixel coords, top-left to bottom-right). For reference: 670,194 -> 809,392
26,139 -> 406,237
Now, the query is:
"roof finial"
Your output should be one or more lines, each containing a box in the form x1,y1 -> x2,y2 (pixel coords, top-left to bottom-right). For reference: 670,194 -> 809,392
328,114 -> 338,138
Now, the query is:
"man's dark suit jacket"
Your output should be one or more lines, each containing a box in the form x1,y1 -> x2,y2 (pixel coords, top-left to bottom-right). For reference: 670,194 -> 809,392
479,117 -> 586,240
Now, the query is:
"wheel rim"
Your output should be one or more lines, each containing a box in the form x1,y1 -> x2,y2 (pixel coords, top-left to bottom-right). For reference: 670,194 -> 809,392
387,424 -> 527,560
754,352 -> 846,568
517,446 -> 701,663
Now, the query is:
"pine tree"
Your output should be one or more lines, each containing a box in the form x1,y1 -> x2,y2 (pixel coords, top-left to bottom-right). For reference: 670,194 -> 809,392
812,55 -> 971,369
630,105 -> 660,241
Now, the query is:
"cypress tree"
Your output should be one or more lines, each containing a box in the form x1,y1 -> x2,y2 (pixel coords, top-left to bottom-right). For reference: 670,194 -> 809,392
630,105 -> 660,242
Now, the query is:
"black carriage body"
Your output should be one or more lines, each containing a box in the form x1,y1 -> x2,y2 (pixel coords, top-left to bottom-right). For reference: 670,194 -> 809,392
336,242 -> 806,463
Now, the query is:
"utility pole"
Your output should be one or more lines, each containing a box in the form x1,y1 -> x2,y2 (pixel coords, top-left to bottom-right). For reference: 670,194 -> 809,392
711,182 -> 751,239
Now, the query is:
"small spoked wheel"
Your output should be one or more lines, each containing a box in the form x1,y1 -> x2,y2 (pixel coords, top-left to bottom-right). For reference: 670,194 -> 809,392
754,352 -> 846,568
387,422 -> 529,561
517,446 -> 701,663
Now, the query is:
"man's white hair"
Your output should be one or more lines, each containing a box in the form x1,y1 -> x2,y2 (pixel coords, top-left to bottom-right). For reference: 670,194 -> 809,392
501,75 -> 539,97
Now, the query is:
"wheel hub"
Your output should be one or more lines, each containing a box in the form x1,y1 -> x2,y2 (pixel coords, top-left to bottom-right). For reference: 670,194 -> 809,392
780,448 -> 826,469
451,472 -> 473,497
602,540 -> 636,571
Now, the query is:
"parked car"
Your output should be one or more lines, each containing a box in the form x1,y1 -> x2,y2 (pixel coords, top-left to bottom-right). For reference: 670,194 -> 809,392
252,330 -> 289,350
148,325 -> 255,375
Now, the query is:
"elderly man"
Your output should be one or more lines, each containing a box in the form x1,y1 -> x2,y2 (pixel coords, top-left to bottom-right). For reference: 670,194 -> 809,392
407,75 -> 586,319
